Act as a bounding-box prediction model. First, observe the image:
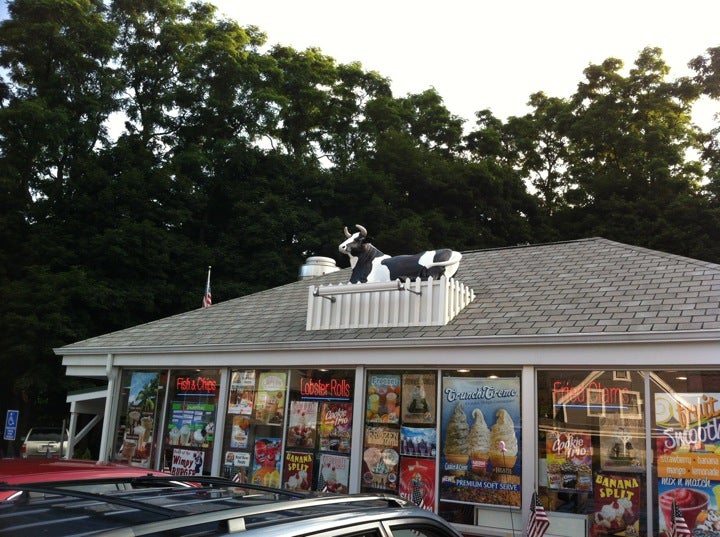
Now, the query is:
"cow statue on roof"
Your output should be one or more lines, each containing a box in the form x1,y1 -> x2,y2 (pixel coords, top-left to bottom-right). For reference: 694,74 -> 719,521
338,224 -> 462,284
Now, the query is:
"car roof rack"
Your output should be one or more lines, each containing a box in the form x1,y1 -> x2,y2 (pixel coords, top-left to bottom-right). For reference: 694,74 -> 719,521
0,476 -> 411,536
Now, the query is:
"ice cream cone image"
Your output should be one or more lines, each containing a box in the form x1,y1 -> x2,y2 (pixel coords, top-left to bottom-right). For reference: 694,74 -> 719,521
469,408 -> 490,473
443,402 -> 470,474
371,460 -> 389,488
444,452 -> 470,469
489,409 -> 518,470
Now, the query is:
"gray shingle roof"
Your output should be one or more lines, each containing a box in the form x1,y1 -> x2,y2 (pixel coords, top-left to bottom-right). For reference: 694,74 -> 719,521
56,238 -> 720,354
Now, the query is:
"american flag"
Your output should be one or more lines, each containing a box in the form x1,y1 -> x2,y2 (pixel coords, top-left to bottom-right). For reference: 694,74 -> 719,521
202,266 -> 212,308
527,491 -> 550,537
671,500 -> 692,537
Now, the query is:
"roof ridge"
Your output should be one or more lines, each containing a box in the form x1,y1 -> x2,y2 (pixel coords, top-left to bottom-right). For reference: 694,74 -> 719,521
595,238 -> 720,271
460,237 -> 601,255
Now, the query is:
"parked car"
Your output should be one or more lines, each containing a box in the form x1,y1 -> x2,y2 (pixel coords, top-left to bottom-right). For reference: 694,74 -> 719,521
20,426 -> 68,458
0,475 -> 463,537
0,458 -> 175,501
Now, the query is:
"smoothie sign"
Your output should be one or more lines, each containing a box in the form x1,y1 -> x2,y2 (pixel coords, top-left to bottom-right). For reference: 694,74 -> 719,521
655,392 -> 720,535
440,377 -> 521,507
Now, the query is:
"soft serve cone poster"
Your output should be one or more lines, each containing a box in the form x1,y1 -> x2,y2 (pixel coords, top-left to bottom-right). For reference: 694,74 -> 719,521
440,376 -> 521,507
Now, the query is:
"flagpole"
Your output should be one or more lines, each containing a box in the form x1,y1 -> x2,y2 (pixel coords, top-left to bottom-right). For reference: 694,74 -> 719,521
498,441 -> 517,536
202,266 -> 212,308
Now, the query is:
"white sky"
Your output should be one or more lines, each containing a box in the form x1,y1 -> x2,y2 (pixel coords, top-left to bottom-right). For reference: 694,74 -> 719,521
213,0 -> 720,130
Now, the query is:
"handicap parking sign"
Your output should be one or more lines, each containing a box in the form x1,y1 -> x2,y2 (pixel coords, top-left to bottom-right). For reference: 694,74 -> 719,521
3,409 -> 19,441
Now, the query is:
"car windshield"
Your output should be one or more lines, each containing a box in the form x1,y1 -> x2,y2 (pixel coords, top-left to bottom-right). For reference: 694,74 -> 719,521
27,428 -> 66,441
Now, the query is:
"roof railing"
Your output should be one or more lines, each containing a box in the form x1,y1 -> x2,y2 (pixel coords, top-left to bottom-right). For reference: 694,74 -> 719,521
313,279 -> 421,303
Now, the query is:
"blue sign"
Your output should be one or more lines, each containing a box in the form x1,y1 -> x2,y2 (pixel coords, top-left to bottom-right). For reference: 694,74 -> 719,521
3,409 -> 19,441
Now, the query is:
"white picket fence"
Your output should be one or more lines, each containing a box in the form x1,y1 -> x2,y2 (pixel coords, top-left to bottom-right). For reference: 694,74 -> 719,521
306,276 -> 475,330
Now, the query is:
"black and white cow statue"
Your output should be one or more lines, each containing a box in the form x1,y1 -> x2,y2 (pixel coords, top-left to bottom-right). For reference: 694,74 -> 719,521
339,224 -> 462,284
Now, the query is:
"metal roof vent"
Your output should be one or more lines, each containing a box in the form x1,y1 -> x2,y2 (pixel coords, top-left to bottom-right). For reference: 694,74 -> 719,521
299,256 -> 339,280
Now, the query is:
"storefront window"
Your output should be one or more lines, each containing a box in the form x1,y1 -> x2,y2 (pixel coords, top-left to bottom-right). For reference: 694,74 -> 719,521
113,370 -> 166,469
162,369 -> 221,476
650,370 -> 720,536
362,370 -> 438,510
537,370 -> 646,536
221,369 -> 286,485
221,368 -> 355,492
285,369 -> 354,493
438,370 -> 522,526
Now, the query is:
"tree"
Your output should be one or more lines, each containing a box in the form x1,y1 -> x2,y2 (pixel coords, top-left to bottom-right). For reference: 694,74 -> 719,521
0,0 -> 119,426
552,48 -> 713,259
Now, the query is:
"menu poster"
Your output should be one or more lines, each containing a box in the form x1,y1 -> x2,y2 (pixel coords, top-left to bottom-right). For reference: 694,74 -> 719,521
170,448 -> 205,476
229,415 -> 251,449
546,430 -> 593,492
402,373 -> 436,424
399,457 -> 436,511
366,373 -> 401,424
223,451 -> 251,483
250,436 -> 281,488
318,453 -> 350,494
118,372 -> 159,467
287,401 -> 318,449
167,402 -> 216,448
439,376 -> 521,508
255,372 -> 287,425
401,426 -> 437,458
590,472 -> 641,537
655,392 -> 720,535
362,426 -> 400,492
228,370 -> 255,415
284,451 -> 314,491
319,402 -> 352,453
599,416 -> 645,472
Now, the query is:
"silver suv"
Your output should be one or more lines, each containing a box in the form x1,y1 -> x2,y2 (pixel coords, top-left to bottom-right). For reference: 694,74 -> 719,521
20,427 -> 68,458
0,476 -> 463,537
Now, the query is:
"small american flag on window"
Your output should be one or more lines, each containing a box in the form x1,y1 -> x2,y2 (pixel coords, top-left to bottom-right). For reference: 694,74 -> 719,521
527,491 -> 550,537
671,500 -> 691,537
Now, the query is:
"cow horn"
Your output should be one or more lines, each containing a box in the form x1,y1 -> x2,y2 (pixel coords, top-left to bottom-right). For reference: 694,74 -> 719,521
343,226 -> 351,238
356,224 -> 368,237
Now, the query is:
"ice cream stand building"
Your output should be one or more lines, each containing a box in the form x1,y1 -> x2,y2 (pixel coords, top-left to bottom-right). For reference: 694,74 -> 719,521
56,236 -> 720,537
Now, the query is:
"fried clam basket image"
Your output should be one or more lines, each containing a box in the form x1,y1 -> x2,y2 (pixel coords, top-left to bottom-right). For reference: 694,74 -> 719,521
0,476 -> 463,537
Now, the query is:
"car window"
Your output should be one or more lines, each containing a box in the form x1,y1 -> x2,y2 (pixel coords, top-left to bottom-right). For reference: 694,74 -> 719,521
389,524 -> 458,537
27,428 -> 66,441
308,523 -> 383,537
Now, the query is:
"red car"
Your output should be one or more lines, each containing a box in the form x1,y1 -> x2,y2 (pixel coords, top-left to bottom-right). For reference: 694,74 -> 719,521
0,458 -> 173,501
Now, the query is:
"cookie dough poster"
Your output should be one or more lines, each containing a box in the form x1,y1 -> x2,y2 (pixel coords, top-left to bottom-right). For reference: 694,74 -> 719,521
440,376 -> 521,507
546,430 -> 593,492
655,392 -> 720,535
